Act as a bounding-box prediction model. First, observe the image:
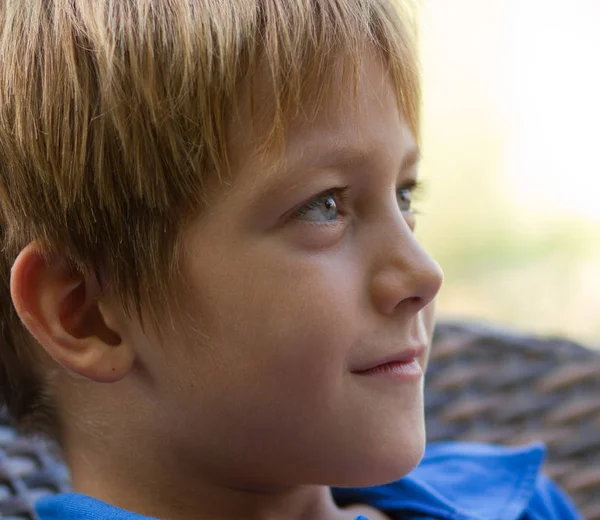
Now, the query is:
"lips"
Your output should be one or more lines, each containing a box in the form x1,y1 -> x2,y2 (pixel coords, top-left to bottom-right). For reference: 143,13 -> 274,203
351,346 -> 425,374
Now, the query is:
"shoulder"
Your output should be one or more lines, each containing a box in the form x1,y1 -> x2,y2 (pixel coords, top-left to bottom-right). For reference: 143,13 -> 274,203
333,442 -> 583,520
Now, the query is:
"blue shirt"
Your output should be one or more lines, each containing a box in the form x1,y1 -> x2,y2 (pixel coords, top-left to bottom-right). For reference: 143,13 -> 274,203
36,442 -> 583,520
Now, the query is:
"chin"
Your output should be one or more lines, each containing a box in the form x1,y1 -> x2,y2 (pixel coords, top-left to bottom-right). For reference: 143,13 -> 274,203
327,424 -> 426,488
365,439 -> 425,486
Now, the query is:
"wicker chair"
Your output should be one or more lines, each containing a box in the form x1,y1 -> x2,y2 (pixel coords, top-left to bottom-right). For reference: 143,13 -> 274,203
427,321 -> 600,519
1,320 -> 600,520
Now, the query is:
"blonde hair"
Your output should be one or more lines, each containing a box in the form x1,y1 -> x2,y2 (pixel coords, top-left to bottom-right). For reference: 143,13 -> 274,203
0,0 -> 420,436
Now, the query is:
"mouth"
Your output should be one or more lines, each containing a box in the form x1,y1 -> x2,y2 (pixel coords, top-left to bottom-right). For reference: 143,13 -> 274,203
351,346 -> 425,377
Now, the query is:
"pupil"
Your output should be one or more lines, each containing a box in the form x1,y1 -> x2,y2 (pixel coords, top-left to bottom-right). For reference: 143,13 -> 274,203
325,198 -> 335,210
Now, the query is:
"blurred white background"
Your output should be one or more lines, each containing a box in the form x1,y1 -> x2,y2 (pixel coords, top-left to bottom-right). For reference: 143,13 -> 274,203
417,0 -> 600,346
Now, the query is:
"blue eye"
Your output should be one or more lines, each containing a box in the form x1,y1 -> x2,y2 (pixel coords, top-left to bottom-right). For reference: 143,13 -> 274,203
397,179 -> 423,214
397,187 -> 413,212
294,191 -> 339,222
293,181 -> 421,223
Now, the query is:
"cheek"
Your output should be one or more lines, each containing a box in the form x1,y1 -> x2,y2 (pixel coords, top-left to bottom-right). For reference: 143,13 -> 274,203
185,247 -> 362,402
161,251 -> 364,470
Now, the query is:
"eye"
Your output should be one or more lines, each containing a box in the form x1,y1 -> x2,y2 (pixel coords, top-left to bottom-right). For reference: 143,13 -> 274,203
397,187 -> 412,212
294,188 -> 348,223
397,180 -> 422,213
292,181 -> 422,224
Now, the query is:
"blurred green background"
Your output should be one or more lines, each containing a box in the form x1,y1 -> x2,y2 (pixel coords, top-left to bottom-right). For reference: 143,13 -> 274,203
416,0 -> 600,347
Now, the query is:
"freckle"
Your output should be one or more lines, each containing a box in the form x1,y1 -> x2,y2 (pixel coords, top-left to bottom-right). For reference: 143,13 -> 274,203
112,368 -> 115,371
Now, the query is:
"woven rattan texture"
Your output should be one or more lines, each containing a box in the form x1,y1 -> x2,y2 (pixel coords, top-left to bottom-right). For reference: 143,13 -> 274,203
428,321 -> 600,520
0,412 -> 69,520
1,321 -> 599,519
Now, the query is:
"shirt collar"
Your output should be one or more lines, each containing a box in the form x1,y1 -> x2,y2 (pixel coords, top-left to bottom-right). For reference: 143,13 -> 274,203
332,442 -> 547,520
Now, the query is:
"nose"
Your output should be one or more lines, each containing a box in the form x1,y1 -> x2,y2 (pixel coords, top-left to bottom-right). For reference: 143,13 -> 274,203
368,216 -> 444,316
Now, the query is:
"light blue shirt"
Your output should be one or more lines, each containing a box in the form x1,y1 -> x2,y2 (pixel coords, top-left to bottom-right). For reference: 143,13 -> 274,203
36,442 -> 583,519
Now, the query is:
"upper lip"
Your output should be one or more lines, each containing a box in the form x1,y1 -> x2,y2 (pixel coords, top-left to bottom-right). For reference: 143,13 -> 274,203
351,345 -> 425,373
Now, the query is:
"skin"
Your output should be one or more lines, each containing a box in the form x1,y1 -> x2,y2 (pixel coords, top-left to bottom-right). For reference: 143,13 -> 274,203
10,53 -> 443,520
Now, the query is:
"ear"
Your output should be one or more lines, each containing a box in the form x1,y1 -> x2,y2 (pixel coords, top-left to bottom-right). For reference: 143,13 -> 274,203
9,242 -> 134,383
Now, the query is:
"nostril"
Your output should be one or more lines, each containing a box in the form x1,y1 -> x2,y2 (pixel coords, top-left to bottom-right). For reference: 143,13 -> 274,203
407,296 -> 421,306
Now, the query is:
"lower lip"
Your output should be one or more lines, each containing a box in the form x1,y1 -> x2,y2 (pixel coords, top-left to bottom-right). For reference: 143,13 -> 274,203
354,359 -> 423,381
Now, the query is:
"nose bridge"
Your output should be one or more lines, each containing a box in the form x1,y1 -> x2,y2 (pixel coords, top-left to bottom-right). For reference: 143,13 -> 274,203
368,213 -> 444,314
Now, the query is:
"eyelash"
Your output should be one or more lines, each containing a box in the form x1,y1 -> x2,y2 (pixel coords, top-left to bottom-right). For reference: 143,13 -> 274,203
294,179 -> 424,220
293,186 -> 351,219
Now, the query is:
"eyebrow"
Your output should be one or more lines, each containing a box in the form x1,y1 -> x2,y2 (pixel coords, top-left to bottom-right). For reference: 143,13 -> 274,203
253,139 -> 422,199
399,146 -> 422,173
302,141 -> 421,172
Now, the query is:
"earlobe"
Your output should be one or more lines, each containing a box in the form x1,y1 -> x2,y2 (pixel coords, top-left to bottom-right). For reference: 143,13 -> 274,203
10,242 -> 134,383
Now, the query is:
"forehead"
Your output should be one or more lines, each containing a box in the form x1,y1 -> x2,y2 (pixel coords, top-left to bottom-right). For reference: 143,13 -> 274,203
223,53 -> 414,195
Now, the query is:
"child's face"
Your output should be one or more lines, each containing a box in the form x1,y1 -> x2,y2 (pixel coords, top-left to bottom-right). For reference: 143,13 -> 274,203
131,54 -> 443,489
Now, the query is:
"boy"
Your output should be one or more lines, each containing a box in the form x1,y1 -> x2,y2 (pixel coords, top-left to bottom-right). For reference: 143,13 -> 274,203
0,1 -> 582,519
